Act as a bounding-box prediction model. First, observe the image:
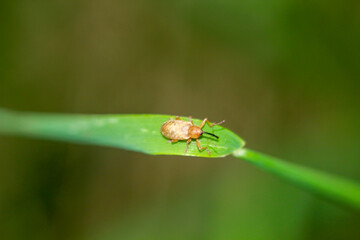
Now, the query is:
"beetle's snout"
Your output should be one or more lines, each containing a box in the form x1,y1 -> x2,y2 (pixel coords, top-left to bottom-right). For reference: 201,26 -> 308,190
203,131 -> 219,139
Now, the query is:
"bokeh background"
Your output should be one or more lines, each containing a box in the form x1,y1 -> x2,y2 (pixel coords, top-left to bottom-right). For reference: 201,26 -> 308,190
1,0 -> 360,239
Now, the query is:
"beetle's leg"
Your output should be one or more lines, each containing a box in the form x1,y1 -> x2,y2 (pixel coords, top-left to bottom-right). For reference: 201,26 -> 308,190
175,116 -> 181,120
208,120 -> 225,128
169,139 -> 178,143
184,138 -> 192,153
196,139 -> 211,155
199,118 -> 208,129
201,119 -> 225,128
189,116 -> 193,124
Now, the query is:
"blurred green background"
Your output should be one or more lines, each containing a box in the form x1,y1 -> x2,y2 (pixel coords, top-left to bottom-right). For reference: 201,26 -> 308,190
1,0 -> 360,239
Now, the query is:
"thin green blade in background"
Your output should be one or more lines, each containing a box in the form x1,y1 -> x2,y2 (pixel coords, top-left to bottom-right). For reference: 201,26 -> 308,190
234,148 -> 360,211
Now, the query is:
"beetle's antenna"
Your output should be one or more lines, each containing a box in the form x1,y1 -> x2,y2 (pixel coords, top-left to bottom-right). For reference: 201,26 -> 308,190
203,132 -> 219,139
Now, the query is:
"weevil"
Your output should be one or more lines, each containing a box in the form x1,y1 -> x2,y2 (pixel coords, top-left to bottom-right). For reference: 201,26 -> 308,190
161,116 -> 225,155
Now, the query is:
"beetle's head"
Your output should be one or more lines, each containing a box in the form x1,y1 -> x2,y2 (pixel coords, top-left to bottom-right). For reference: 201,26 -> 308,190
189,126 -> 219,139
189,126 -> 203,139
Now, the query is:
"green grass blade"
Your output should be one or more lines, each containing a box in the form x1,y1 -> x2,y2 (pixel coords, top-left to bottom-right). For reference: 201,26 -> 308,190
0,108 -> 244,157
2,108 -> 360,210
233,148 -> 360,211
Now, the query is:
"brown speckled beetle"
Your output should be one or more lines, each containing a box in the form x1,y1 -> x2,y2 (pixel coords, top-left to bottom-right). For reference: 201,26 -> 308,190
161,116 -> 225,155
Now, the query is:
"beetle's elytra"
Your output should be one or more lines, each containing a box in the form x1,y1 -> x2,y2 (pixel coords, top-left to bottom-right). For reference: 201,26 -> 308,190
161,116 -> 225,155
